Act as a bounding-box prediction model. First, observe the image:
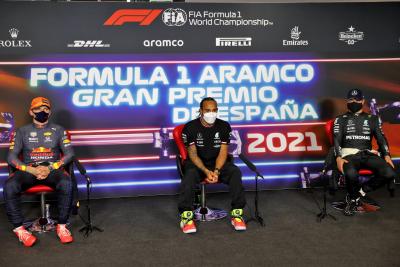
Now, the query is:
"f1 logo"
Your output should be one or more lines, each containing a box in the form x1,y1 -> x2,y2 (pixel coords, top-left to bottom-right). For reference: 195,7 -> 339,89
104,9 -> 163,26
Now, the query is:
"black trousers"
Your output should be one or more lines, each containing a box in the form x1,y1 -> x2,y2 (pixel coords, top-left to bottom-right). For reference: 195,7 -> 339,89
343,151 -> 396,199
3,170 -> 73,228
178,160 -> 246,213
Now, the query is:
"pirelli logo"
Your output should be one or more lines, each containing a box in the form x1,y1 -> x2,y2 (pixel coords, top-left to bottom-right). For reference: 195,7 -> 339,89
216,37 -> 252,47
104,9 -> 163,26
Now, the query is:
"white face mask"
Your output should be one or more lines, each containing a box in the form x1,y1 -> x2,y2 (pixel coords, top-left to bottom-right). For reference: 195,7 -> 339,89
203,112 -> 217,124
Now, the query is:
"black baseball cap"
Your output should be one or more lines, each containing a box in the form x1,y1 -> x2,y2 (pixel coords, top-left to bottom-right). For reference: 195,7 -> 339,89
346,88 -> 364,101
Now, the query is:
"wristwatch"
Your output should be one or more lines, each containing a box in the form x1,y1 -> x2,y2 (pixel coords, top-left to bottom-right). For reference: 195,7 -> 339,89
214,168 -> 220,175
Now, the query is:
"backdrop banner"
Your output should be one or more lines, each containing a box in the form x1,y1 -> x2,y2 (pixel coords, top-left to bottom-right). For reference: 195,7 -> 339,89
0,2 -> 399,198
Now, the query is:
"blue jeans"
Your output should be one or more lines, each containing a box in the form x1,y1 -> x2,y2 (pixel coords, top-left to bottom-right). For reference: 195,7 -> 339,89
3,170 -> 73,228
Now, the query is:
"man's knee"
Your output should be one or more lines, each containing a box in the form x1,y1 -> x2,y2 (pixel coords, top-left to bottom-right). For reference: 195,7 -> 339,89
230,165 -> 242,177
182,167 -> 201,185
3,177 -> 21,198
56,174 -> 72,193
225,164 -> 243,184
344,168 -> 359,182
378,166 -> 397,181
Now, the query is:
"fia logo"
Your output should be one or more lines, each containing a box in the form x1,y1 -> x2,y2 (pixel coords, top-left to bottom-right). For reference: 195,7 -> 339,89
162,8 -> 187,26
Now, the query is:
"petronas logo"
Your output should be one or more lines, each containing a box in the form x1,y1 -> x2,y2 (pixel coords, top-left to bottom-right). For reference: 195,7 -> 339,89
9,28 -> 19,39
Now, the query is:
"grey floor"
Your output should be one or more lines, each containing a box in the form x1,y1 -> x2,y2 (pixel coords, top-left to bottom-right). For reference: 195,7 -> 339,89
0,188 -> 400,267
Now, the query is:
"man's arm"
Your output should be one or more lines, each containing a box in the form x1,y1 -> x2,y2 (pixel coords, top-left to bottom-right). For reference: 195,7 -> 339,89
333,116 -> 348,173
7,129 -> 26,171
372,116 -> 394,168
333,116 -> 343,158
187,144 -> 218,183
372,116 -> 390,157
214,122 -> 231,175
214,144 -> 228,172
187,144 -> 209,175
7,129 -> 39,176
51,128 -> 74,170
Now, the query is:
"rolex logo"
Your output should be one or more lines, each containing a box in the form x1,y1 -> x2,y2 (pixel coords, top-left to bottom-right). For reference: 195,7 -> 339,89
0,28 -> 32,48
9,28 -> 19,39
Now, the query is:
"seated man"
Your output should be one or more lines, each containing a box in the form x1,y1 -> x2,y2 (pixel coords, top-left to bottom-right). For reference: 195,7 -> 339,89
334,89 -> 396,216
3,97 -> 74,246
178,97 -> 247,234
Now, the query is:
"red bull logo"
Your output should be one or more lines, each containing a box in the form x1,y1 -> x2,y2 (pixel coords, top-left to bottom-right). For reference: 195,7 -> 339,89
31,147 -> 52,153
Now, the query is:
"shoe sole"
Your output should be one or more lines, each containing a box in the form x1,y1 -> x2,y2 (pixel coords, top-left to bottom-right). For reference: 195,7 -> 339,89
60,239 -> 74,244
180,221 -> 197,234
23,240 -> 37,247
17,236 -> 37,247
183,228 -> 197,234
231,221 -> 246,231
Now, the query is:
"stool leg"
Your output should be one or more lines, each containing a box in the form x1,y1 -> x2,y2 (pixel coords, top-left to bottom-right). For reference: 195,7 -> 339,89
193,183 -> 228,222
40,193 -> 46,218
40,193 -> 47,231
201,184 -> 207,221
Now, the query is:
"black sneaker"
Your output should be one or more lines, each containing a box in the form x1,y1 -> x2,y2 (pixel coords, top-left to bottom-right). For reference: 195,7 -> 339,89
343,195 -> 360,216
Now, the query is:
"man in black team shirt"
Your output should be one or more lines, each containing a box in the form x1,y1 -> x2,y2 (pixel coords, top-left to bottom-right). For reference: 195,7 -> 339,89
179,97 -> 246,234
334,89 -> 396,216
3,97 -> 74,246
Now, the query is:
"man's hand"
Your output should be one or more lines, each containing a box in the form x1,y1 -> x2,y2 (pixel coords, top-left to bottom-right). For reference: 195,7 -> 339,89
385,155 -> 395,169
336,157 -> 348,174
26,166 -> 39,177
35,166 -> 50,180
213,169 -> 220,179
205,169 -> 218,184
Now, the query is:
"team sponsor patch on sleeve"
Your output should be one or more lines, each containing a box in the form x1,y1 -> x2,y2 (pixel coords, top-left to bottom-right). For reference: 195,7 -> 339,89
63,139 -> 71,144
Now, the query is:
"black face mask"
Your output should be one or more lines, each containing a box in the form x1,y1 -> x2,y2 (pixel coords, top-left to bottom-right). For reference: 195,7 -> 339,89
347,102 -> 363,113
33,111 -> 50,123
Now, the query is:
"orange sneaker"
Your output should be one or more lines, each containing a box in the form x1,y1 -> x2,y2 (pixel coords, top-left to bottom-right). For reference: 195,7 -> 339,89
180,211 -> 197,234
56,224 -> 73,244
13,226 -> 37,247
231,209 -> 247,231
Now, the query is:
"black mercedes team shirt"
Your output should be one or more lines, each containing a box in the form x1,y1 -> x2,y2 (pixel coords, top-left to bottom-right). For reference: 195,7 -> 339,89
333,112 -> 390,158
182,118 -> 231,165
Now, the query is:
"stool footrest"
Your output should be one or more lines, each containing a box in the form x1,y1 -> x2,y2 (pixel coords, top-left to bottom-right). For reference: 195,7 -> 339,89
24,218 -> 57,233
194,207 -> 228,222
